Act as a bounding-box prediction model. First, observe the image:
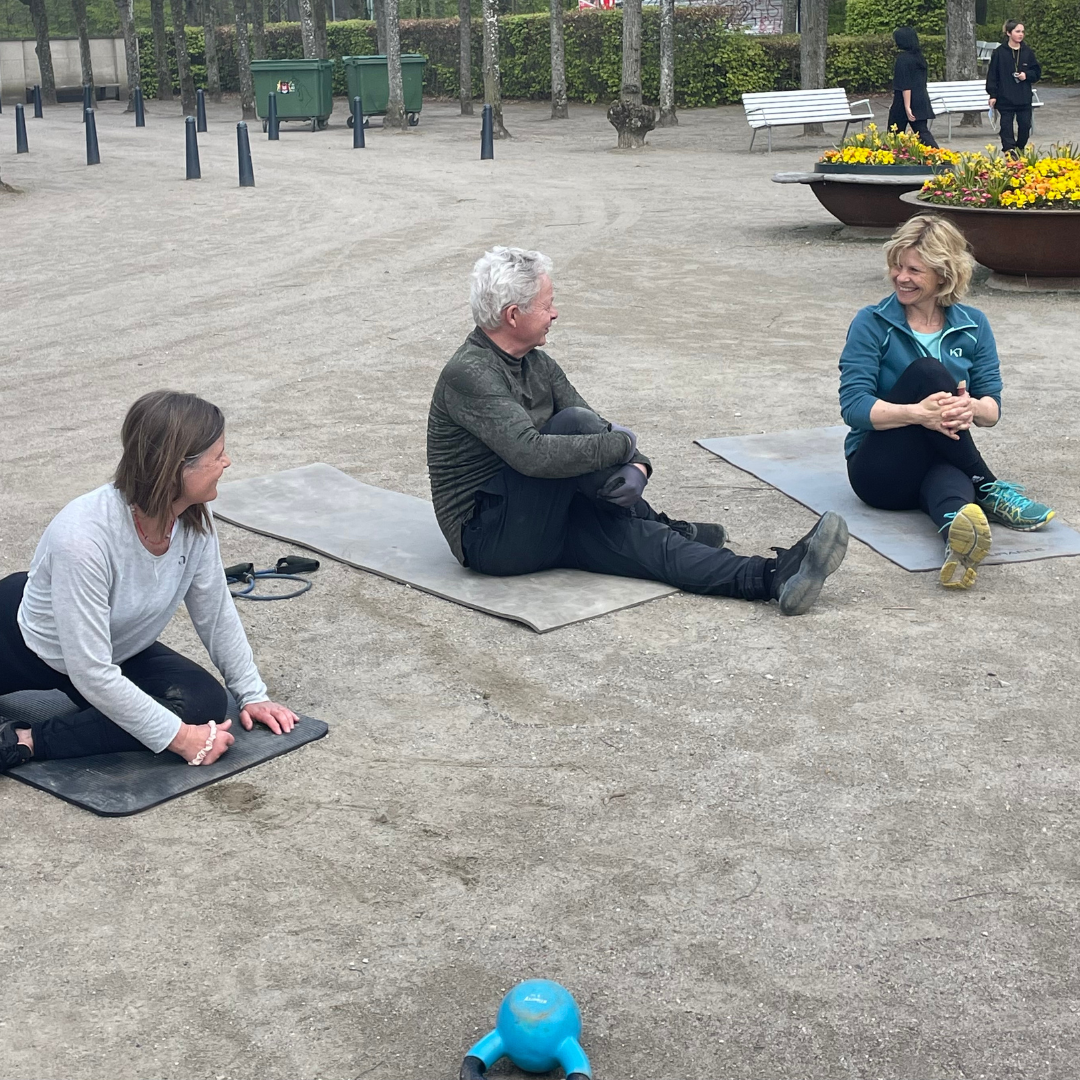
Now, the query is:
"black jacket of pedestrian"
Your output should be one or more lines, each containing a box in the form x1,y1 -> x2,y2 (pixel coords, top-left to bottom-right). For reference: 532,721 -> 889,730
891,28 -> 934,123
985,42 -> 1041,108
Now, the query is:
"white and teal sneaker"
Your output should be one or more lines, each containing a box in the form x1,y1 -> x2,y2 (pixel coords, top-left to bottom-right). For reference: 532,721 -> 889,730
977,480 -> 1055,532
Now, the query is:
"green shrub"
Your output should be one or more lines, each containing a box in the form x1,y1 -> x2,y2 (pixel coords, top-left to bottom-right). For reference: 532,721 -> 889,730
845,0 -> 945,35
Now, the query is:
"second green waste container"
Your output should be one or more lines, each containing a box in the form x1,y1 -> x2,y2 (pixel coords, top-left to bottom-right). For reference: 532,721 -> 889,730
341,54 -> 428,127
251,58 -> 334,132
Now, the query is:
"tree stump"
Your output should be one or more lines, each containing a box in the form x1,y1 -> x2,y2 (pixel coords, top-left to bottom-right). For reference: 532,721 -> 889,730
607,101 -> 656,149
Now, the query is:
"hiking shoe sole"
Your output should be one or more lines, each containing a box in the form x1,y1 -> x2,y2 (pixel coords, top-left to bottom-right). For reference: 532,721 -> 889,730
777,511 -> 849,616
941,503 -> 992,590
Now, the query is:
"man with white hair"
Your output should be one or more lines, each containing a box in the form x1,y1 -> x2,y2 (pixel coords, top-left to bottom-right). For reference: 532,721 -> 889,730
426,247 -> 849,615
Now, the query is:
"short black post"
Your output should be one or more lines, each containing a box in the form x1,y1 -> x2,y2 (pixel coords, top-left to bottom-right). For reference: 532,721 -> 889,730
82,83 -> 92,121
267,93 -> 279,140
15,103 -> 29,153
237,121 -> 255,187
196,88 -> 207,132
480,103 -> 494,160
352,96 -> 365,148
185,115 -> 201,179
134,85 -> 145,127
85,108 -> 100,164
32,84 -> 43,118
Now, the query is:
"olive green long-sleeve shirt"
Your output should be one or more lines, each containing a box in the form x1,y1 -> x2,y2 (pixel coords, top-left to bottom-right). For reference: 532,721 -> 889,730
427,328 -> 649,564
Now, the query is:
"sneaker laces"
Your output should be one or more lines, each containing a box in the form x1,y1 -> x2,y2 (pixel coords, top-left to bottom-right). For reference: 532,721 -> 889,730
980,480 -> 1031,511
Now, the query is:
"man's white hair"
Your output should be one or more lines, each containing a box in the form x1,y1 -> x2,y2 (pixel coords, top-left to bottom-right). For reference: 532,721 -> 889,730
470,247 -> 554,330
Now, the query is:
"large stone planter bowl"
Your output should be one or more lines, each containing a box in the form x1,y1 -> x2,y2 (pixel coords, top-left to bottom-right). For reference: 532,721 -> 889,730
898,191 -> 1080,276
774,170 -> 935,229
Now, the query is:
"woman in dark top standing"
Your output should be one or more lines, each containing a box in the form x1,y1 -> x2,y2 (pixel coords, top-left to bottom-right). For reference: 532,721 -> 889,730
888,27 -> 939,148
986,20 -> 1041,155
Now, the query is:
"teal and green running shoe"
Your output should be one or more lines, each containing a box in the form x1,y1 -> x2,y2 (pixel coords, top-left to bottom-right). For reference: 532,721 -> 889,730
976,480 -> 1055,532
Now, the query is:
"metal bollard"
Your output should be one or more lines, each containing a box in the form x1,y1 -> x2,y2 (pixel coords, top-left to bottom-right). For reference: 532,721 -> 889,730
480,103 -> 494,160
134,85 -> 146,127
82,83 -> 93,121
267,93 -> 279,140
237,121 -> 255,187
352,96 -> 365,148
32,84 -> 43,118
15,103 -> 28,153
185,116 -> 201,179
196,88 -> 207,132
85,109 -> 100,164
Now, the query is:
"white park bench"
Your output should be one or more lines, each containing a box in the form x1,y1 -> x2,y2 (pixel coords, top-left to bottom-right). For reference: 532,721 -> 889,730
976,40 -> 997,66
927,78 -> 1043,140
742,88 -> 874,152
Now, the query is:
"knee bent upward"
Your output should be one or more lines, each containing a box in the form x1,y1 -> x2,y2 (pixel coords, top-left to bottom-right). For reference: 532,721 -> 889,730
541,407 -> 607,436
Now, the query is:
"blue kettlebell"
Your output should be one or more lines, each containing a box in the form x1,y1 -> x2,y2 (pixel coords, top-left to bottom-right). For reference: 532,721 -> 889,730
460,980 -> 592,1080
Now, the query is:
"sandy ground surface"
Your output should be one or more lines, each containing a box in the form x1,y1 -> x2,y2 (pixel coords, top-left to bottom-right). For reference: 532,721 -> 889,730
2,87 -> 1080,1080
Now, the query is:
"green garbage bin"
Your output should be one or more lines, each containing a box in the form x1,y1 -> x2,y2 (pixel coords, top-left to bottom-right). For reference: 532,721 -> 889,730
342,54 -> 428,127
251,59 -> 334,132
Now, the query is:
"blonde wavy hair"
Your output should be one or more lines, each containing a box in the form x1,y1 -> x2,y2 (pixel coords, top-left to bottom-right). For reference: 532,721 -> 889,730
883,215 -> 974,307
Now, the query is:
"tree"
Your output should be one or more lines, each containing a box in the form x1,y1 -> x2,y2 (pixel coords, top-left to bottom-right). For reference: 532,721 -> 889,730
550,0 -> 568,119
458,0 -> 473,115
607,0 -> 655,147
384,0 -> 408,128
657,0 -> 676,126
169,0 -> 198,113
782,0 -> 796,33
16,0 -> 57,104
946,0 -> 981,127
235,0 -> 257,117
482,0 -> 509,137
299,0 -> 318,57
71,0 -> 94,99
251,0 -> 267,60
203,0 -> 222,101
373,0 -> 387,53
151,0 -> 172,99
314,0 -> 328,59
114,0 -> 140,111
800,0 -> 827,134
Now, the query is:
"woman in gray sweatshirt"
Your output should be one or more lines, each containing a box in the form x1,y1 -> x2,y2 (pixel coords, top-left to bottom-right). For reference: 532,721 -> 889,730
0,391 -> 297,772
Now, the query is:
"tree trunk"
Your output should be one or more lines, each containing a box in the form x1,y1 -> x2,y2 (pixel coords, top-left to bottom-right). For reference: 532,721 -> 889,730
151,0 -> 172,99
947,0 -> 981,127
203,0 -> 222,101
114,0 -> 140,111
235,0 -> 257,117
313,0 -> 328,59
458,0 -> 473,115
658,0 -> 676,126
251,0 -> 267,59
27,0 -> 57,104
384,0 -> 407,128
71,0 -> 95,98
169,0 -> 198,113
482,0 -> 509,137
607,0 -> 655,147
550,0 -> 568,119
298,0 -> 318,57
799,0 -> 827,134
782,0 -> 796,34
374,0 -> 387,53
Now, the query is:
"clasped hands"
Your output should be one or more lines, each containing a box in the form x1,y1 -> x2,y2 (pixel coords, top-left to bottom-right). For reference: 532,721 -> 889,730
599,422 -> 649,507
913,381 -> 975,440
168,700 -> 300,765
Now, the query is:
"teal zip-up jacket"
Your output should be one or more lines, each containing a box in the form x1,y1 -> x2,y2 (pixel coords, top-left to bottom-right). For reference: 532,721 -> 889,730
838,294 -> 1003,458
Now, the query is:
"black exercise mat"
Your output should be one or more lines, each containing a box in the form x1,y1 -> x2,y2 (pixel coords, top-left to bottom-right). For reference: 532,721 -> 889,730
1,691 -> 327,816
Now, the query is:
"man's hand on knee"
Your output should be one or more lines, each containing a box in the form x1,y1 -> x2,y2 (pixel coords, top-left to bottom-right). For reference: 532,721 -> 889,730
608,423 -> 637,462
598,463 -> 648,507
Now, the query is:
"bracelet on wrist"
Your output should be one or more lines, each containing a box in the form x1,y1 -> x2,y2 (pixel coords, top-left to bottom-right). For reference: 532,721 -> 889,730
188,720 -> 217,766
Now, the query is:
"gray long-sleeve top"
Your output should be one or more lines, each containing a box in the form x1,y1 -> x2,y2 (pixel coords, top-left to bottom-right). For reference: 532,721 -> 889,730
427,328 -> 650,564
18,484 -> 268,752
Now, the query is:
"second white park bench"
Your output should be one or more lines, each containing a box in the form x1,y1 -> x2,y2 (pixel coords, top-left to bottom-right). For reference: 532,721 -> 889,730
927,79 -> 1044,140
742,88 -> 874,152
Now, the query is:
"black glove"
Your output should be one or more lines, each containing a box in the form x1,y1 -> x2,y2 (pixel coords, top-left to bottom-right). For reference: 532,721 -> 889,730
608,422 -> 637,462
597,464 -> 648,508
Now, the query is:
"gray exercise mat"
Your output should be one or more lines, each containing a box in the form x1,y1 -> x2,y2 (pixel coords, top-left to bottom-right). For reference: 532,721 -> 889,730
697,426 -> 1080,571
1,689 -> 328,816
211,463 -> 677,633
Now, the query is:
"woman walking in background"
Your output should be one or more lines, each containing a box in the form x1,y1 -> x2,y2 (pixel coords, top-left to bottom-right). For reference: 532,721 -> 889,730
987,20 -> 1041,156
888,27 -> 939,148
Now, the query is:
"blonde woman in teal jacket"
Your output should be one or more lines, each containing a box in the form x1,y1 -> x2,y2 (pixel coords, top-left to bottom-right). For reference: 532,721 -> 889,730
839,216 -> 1054,590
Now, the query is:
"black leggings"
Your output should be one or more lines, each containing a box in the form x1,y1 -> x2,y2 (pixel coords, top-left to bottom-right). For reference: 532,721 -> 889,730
886,104 -> 940,149
997,106 -> 1032,154
847,356 -> 997,531
0,572 -> 227,760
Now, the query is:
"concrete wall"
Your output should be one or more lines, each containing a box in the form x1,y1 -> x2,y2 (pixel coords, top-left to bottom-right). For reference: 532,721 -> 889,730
0,38 -> 128,102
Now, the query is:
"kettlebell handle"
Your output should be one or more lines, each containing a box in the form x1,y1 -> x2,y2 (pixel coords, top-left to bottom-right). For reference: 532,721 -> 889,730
459,1057 -> 589,1080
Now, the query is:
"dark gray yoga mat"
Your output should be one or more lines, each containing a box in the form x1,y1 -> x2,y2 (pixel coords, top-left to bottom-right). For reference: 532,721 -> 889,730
697,426 -> 1080,572
211,463 -> 677,633
1,690 -> 328,816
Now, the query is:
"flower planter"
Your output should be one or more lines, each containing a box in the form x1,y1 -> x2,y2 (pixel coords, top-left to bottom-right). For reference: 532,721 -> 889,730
774,170 -> 935,228
898,191 -> 1080,276
813,162 -> 942,176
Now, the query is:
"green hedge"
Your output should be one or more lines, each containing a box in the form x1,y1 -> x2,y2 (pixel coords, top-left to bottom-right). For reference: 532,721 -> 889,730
845,0 -> 945,35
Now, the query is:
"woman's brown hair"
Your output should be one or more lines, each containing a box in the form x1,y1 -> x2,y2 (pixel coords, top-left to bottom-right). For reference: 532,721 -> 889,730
114,391 -> 225,534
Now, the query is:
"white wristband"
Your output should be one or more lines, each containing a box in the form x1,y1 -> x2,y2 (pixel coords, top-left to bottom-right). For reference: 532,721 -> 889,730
188,720 -> 217,766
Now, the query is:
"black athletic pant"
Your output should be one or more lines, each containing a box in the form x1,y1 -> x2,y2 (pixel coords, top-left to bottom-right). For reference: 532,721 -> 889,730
461,408 -> 774,600
997,106 -> 1032,154
886,105 -> 940,149
0,572 -> 227,760
847,355 -> 997,531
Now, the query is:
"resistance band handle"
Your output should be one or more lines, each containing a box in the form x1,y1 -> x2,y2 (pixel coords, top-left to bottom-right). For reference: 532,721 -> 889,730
459,1057 -> 486,1080
276,555 -> 320,574
223,562 -> 255,583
